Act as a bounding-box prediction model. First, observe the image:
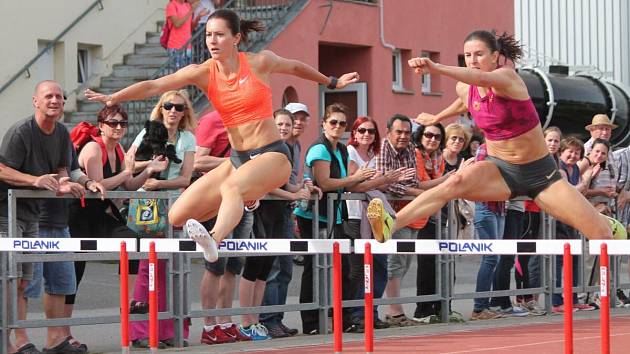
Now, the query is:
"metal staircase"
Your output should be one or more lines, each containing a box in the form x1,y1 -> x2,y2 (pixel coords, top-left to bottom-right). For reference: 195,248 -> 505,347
67,0 -> 307,147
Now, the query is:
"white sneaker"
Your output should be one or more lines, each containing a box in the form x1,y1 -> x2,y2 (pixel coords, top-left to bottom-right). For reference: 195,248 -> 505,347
185,219 -> 218,262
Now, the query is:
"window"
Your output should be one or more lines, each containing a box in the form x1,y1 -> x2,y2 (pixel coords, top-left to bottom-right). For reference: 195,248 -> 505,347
420,51 -> 440,94
77,48 -> 89,84
458,54 -> 466,67
392,49 -> 402,90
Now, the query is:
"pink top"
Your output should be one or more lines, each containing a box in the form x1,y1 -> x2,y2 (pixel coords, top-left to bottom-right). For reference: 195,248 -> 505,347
194,111 -> 230,157
467,85 -> 540,141
166,0 -> 192,49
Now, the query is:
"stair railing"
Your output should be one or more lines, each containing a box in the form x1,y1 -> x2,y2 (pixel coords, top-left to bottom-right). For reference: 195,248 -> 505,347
0,0 -> 106,96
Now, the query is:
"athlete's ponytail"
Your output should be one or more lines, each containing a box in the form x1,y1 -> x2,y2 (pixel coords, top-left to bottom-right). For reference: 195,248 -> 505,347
208,9 -> 265,45
464,30 -> 523,63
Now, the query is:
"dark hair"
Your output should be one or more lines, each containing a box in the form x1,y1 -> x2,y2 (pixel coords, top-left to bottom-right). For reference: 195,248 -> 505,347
591,138 -> 611,153
97,104 -> 127,123
386,114 -> 412,131
464,30 -> 523,63
273,108 -> 294,121
208,9 -> 265,44
413,123 -> 446,151
347,116 -> 381,155
559,136 -> 584,159
323,103 -> 348,121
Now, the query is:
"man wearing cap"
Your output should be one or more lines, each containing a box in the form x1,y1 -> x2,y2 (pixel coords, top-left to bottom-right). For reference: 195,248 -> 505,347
258,102 -> 310,336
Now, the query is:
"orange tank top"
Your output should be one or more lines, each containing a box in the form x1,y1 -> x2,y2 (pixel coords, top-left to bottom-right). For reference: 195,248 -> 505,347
207,52 -> 274,128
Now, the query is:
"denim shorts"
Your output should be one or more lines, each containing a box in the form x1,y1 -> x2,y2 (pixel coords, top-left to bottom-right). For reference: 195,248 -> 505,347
387,226 -> 419,279
0,216 -> 37,281
204,211 -> 253,276
24,226 -> 77,298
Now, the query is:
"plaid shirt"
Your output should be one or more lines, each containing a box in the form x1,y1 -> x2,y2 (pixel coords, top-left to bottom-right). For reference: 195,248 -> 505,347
375,138 -> 419,197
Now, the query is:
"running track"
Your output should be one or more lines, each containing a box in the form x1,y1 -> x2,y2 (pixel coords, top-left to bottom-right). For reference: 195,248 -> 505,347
252,315 -> 630,354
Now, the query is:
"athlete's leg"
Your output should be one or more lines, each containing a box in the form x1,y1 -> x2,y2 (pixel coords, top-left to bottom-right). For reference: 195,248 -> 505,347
395,161 -> 512,231
168,159 -> 234,225
210,153 -> 290,242
534,179 -> 612,240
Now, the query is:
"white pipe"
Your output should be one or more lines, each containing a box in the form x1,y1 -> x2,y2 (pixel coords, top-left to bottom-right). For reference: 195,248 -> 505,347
379,0 -> 395,51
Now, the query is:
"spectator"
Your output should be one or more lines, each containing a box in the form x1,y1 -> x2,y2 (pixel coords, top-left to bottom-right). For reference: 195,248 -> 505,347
582,139 -> 616,214
166,0 -> 200,69
343,116 -> 407,331
129,90 -> 196,348
470,143 -> 505,321
442,123 -> 471,172
194,0 -> 219,31
552,137 -> 596,312
295,103 -> 374,335
410,123 -> 454,323
194,110 -> 253,344
66,105 -> 167,315
374,114 -> 422,327
255,109 -> 311,338
520,126 -> 562,309
259,103 -> 312,335
463,135 -> 483,160
0,80 -> 102,354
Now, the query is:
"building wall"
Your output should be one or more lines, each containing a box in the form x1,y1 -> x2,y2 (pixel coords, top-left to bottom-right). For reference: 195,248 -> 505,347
267,0 -> 514,149
0,0 -> 167,137
515,0 -> 629,84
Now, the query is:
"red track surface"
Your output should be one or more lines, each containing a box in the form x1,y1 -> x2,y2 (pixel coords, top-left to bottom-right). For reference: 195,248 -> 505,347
255,315 -> 630,353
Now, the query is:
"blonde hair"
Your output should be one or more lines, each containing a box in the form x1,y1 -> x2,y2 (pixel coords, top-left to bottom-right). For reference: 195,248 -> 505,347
150,90 -> 197,132
445,123 -> 471,146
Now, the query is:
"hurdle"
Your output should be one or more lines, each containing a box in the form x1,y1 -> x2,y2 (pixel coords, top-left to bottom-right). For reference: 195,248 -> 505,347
355,239 -> 583,353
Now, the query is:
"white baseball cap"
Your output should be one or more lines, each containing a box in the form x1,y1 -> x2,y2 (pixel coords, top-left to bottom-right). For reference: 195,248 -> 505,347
284,102 -> 310,116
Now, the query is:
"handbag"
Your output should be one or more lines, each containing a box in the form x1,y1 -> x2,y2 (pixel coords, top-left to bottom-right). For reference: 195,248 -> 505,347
159,21 -> 171,49
127,193 -> 169,237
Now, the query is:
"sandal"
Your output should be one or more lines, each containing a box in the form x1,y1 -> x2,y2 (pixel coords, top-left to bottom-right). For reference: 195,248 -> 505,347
131,339 -> 166,349
42,337 -> 87,354
12,343 -> 42,354
129,300 -> 149,314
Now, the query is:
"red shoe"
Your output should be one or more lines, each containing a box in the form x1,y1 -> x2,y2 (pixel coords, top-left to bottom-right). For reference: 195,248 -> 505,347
223,324 -> 252,341
201,325 -> 236,345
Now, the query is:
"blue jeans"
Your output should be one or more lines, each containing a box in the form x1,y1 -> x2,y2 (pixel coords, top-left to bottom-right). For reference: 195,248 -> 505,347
260,208 -> 294,325
24,226 -> 76,298
473,203 -> 505,312
167,48 -> 191,70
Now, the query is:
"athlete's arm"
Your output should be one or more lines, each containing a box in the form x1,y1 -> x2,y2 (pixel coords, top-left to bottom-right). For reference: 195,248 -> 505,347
415,84 -> 469,125
85,65 -> 206,106
256,50 -> 359,89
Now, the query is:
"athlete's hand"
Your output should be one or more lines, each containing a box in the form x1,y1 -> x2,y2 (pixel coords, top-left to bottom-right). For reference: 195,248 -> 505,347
336,72 -> 360,89
415,113 -> 440,126
85,89 -> 116,106
408,57 -> 438,75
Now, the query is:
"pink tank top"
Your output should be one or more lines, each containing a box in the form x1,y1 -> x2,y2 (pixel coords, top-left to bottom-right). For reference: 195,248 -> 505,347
467,85 -> 540,141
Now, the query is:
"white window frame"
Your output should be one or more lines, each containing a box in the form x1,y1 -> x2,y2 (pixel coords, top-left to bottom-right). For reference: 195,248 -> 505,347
319,82 -> 368,140
77,47 -> 90,84
392,49 -> 403,90
421,51 -> 431,93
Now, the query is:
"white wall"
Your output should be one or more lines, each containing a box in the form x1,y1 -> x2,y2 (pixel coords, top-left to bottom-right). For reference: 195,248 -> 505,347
515,0 -> 630,85
0,0 -> 167,137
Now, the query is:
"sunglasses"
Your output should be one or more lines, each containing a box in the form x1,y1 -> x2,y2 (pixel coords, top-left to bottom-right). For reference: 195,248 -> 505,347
327,119 -> 347,127
102,120 -> 128,128
356,127 -> 376,135
449,136 -> 466,143
423,132 -> 442,140
163,102 -> 185,112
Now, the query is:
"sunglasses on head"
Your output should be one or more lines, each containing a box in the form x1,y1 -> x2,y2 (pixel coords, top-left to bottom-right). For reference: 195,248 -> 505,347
163,102 -> 185,112
102,120 -> 128,128
423,132 -> 442,140
356,127 -> 376,135
328,119 -> 347,127
449,136 -> 465,143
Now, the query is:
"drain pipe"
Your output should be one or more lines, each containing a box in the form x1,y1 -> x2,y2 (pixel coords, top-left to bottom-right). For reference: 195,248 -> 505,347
379,0 -> 395,51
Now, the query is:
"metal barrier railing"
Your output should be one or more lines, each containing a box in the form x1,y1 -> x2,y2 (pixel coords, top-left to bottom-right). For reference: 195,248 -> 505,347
0,189 -> 625,351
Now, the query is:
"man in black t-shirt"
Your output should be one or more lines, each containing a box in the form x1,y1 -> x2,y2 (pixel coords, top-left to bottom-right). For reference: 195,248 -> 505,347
0,81 -> 101,354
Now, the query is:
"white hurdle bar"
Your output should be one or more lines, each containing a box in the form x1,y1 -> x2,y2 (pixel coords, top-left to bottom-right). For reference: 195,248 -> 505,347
354,239 -> 583,255
589,240 -> 630,255
0,238 -> 138,252
139,238 -> 352,255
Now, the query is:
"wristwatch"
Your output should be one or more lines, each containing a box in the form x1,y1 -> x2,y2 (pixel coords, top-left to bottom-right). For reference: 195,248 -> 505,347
327,76 -> 338,90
